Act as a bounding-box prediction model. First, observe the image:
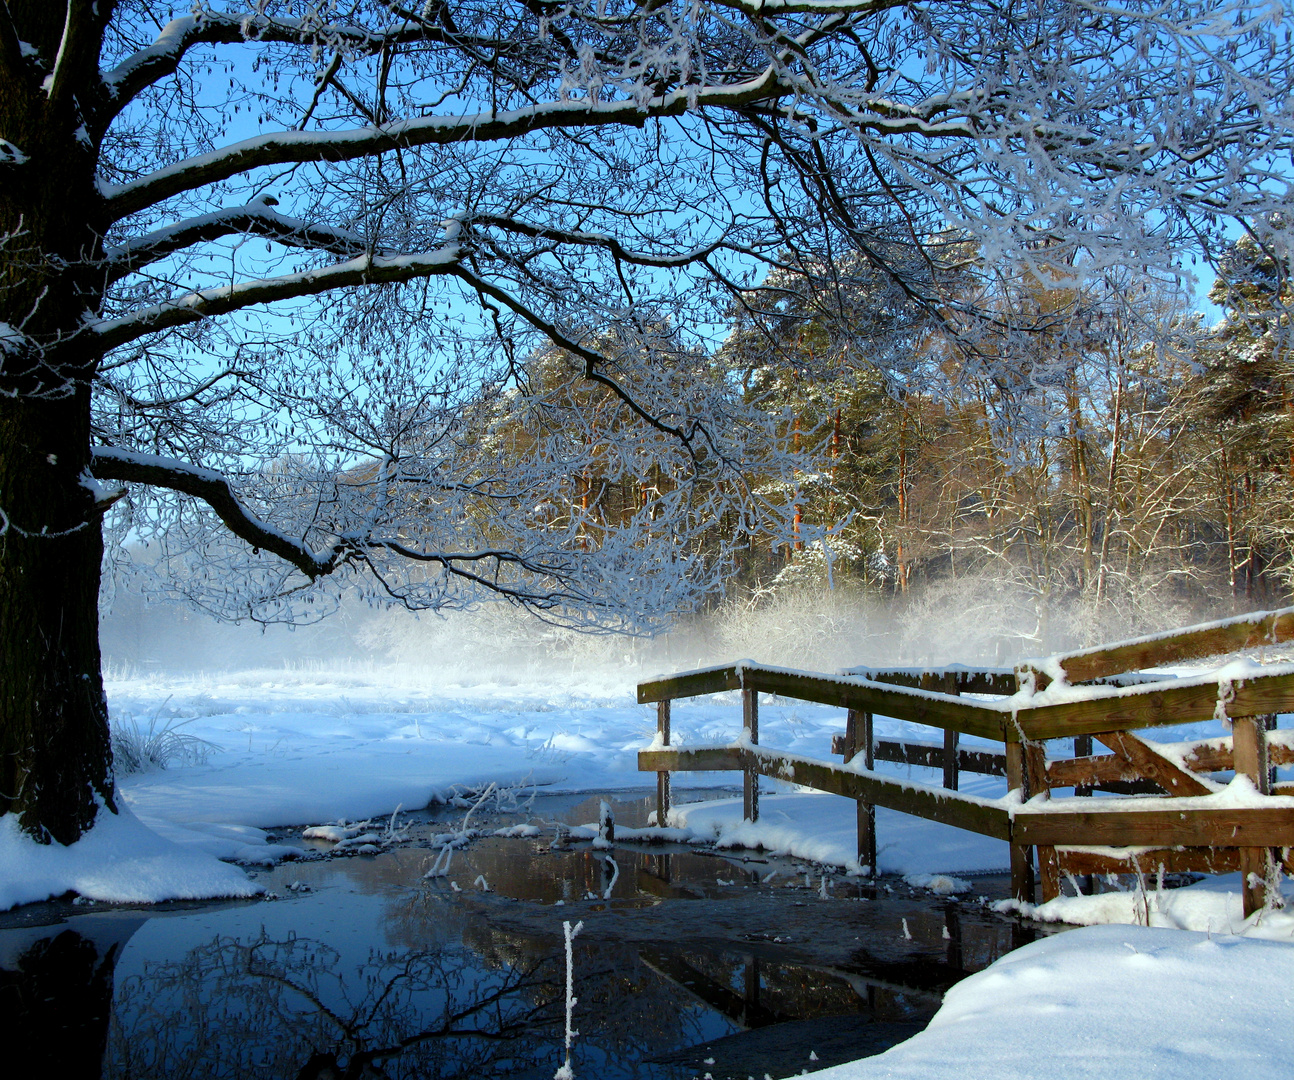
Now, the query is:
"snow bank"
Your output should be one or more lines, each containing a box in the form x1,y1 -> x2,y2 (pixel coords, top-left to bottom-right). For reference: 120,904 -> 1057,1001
0,803 -> 261,911
997,872 -> 1294,939
807,924 -> 1294,1080
670,791 -> 1009,876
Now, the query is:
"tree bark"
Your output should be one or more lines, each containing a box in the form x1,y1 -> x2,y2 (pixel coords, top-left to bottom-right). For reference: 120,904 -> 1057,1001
0,395 -> 114,844
0,2 -> 115,844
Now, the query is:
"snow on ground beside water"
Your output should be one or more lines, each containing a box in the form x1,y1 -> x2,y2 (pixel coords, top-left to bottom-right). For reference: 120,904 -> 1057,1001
669,784 -> 1009,876
1001,871 -> 1294,938
807,924 -> 1294,1080
104,663 -> 1016,865
0,801 -> 260,911
2,658 -> 1290,921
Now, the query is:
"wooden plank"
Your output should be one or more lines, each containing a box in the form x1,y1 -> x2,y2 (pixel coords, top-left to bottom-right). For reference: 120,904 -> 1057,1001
1056,847 -> 1241,876
639,747 -> 744,772
1026,606 -> 1294,686
1012,671 -> 1294,741
638,664 -> 742,703
1094,731 -> 1214,797
1014,806 -> 1294,848
739,667 -> 1006,741
746,750 -> 1014,841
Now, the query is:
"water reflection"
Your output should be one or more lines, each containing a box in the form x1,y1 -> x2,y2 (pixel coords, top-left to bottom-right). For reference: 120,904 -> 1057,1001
1,917 -> 143,1078
0,795 -> 1062,1080
108,929 -> 560,1079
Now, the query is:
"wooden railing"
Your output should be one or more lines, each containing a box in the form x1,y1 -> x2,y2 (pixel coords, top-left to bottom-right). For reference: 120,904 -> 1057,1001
638,606 -> 1294,916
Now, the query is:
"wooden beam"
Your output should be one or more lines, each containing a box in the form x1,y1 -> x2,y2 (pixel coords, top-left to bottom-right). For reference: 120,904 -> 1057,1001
1094,731 -> 1215,797
1047,752 -> 1146,789
1047,737 -> 1294,788
640,663 -> 1006,739
656,700 -> 672,827
1056,847 -> 1242,876
1233,716 -> 1275,918
641,662 -> 1294,748
746,750 -> 1012,840
846,709 -> 877,871
642,746 -> 1012,841
1025,606 -> 1294,686
1014,806 -> 1294,849
840,666 -> 1019,695
743,689 -> 759,823
638,747 -> 744,772
1005,742 -> 1035,904
831,737 -> 1006,778
740,667 -> 1006,740
639,664 -> 742,703
1011,671 -> 1294,741
1023,742 -> 1061,902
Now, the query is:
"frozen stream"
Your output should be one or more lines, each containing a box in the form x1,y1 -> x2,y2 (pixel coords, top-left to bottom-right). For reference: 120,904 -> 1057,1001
0,791 -> 1057,1080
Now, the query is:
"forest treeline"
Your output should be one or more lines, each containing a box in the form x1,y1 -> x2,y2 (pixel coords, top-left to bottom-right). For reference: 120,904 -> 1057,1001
517,221 -> 1294,640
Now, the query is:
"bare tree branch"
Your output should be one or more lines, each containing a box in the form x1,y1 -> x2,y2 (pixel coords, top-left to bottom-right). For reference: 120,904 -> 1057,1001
92,243 -> 463,352
102,68 -> 785,221
100,196 -> 372,285
90,446 -> 342,579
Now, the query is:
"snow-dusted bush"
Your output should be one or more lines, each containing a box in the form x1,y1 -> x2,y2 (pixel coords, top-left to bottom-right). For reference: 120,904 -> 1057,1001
110,712 -> 219,775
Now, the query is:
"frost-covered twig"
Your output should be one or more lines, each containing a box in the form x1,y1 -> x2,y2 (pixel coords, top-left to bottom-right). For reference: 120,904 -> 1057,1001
555,919 -> 584,1080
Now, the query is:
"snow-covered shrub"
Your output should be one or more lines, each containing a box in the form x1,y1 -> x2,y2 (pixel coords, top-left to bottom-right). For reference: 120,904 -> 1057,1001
110,712 -> 219,774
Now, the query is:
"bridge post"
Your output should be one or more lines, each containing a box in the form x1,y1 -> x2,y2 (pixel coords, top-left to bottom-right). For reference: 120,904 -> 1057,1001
845,708 -> 876,873
656,700 -> 671,828
942,672 -> 960,791
1005,741 -> 1036,905
743,689 -> 759,823
1024,741 -> 1059,902
1233,714 -> 1275,918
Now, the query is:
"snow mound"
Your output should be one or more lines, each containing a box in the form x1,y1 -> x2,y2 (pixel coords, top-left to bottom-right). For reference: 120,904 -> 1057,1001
995,872 -> 1294,940
0,804 -> 261,911
807,924 -> 1294,1079
903,873 -> 972,895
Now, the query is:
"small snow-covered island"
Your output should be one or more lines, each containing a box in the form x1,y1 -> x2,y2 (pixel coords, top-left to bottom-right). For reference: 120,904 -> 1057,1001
2,0 -> 1293,1077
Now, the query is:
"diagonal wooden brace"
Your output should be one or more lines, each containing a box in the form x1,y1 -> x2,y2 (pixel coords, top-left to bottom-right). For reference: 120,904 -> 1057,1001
1094,730 -> 1213,797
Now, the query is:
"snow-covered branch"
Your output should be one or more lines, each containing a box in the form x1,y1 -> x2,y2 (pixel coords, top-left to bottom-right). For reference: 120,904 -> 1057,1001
100,196 -> 372,284
92,244 -> 463,352
90,446 -> 342,580
102,68 -> 781,221
97,10 -> 513,130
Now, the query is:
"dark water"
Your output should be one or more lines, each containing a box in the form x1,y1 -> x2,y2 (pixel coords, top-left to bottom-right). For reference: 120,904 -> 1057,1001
0,793 -> 1053,1079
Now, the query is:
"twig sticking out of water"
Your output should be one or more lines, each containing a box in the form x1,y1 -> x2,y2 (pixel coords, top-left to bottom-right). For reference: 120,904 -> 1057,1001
555,919 -> 584,1080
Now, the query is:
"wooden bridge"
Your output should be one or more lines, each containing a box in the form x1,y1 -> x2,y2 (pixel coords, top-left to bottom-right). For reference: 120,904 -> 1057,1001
638,608 -> 1294,917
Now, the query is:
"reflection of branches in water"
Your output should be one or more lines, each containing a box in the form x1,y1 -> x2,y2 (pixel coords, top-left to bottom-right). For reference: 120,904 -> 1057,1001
106,931 -> 561,1080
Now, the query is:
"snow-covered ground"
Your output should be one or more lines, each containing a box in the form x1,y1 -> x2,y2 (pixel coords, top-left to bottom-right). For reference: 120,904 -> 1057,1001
1,660 -> 1288,929
4,658 -> 1294,1077
808,923 -> 1294,1079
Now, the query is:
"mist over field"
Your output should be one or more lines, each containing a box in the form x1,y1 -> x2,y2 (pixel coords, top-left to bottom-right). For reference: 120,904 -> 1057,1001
99,574 -> 1252,681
